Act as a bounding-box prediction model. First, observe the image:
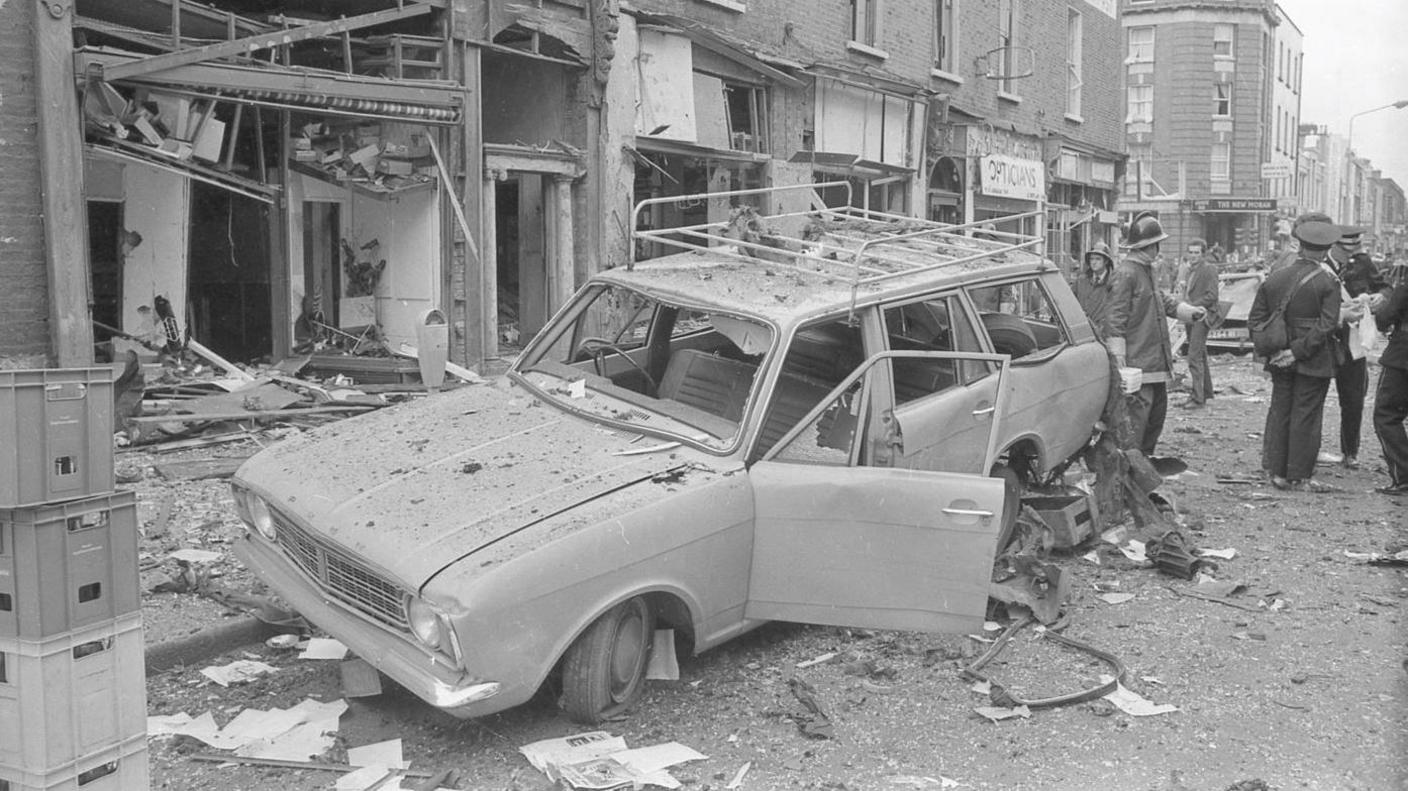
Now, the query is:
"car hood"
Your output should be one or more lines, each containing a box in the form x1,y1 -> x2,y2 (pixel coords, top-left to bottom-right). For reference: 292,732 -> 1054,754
236,379 -> 706,589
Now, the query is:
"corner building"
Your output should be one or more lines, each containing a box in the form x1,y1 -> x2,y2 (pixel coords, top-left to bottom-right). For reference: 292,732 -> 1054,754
1121,0 -> 1302,260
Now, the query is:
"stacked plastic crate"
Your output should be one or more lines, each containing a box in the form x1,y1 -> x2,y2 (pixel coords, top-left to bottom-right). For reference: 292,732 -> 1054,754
0,369 -> 149,791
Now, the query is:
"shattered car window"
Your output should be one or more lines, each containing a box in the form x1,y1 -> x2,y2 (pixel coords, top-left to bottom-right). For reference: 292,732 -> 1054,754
516,284 -> 775,451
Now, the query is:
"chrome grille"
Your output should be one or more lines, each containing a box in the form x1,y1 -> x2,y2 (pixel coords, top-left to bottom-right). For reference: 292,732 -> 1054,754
271,511 -> 409,631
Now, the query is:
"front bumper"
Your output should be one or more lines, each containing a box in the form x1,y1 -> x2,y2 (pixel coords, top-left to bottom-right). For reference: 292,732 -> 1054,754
232,534 -> 514,717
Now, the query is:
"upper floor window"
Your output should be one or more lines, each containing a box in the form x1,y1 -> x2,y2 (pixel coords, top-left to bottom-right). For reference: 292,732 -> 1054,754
1211,142 -> 1231,181
934,0 -> 957,73
1128,26 -> 1155,62
723,83 -> 768,153
1127,84 -> 1153,123
1214,83 -> 1231,117
851,0 -> 880,47
1213,24 -> 1234,58
1067,9 -> 1083,117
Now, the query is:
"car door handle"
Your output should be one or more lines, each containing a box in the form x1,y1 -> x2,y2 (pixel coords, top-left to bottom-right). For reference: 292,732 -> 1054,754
942,507 -> 995,518
972,405 -> 995,416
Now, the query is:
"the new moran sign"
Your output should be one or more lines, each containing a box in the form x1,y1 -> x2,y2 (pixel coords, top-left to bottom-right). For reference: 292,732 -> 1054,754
980,154 -> 1046,202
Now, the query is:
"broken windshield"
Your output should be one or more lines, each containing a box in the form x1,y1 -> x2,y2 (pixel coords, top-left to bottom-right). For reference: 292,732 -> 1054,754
514,284 -> 775,452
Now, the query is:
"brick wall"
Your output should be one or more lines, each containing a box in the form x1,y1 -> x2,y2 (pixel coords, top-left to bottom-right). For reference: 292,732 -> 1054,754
933,0 -> 1123,157
0,0 -> 52,362
1131,11 -> 1273,197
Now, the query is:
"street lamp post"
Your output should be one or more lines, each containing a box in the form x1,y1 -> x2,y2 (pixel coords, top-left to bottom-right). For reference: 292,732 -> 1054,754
1343,100 -> 1408,224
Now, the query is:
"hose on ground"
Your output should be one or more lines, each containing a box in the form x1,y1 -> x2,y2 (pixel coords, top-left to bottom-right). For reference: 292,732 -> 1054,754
960,612 -> 1128,709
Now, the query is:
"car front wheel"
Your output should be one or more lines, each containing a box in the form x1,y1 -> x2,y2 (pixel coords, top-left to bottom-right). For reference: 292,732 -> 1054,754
560,597 -> 654,723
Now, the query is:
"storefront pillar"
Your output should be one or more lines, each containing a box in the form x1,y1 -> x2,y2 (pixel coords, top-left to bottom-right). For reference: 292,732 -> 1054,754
550,174 -> 577,312
481,169 -> 500,358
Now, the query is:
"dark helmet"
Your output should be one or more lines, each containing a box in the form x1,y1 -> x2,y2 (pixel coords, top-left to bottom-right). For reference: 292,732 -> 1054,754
1084,242 -> 1114,268
1124,211 -> 1168,250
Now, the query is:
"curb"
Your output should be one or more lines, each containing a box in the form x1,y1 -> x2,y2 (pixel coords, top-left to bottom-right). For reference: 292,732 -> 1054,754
144,615 -> 275,676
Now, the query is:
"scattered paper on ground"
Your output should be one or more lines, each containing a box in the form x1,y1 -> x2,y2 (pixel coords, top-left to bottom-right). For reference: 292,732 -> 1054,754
300,637 -> 350,660
348,738 -> 407,769
796,651 -> 836,669
335,765 -> 394,791
646,629 -> 680,680
1118,540 -> 1148,563
1081,551 -> 1101,565
148,698 -> 347,760
1101,678 -> 1178,716
200,659 -> 278,687
1097,592 -> 1136,605
886,776 -> 963,789
1199,547 -> 1238,559
521,732 -> 706,789
974,705 -> 1031,722
169,548 -> 223,564
610,743 -> 706,775
726,762 -> 751,789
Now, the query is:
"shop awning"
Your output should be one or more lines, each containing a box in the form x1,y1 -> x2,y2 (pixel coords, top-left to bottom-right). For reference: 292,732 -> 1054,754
631,12 -> 802,86
76,47 -> 463,125
789,151 -> 914,179
86,139 -> 279,204
634,136 -> 770,164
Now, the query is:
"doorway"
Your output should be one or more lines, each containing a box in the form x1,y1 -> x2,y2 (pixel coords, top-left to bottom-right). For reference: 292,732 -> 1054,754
87,200 -> 124,355
301,201 -> 342,337
496,174 -> 548,354
187,182 -> 273,362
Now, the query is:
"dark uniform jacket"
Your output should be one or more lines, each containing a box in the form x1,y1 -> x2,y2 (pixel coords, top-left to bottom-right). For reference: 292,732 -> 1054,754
1375,280 -> 1408,371
1247,258 -> 1340,378
1328,251 -> 1390,363
1107,257 -> 1181,381
1073,270 -> 1112,339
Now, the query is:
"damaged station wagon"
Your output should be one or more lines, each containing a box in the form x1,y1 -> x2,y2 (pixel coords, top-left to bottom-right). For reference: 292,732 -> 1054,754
231,184 -> 1110,723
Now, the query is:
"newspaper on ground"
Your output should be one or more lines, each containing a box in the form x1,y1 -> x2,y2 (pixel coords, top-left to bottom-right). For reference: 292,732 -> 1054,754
519,732 -> 706,789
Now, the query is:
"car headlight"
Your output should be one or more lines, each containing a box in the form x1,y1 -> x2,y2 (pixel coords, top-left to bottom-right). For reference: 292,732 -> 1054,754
247,495 -> 277,542
406,596 -> 446,651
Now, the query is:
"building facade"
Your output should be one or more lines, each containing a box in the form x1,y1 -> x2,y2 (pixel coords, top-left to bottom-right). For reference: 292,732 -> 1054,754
1372,176 -> 1405,258
927,0 -> 1127,275
8,0 -> 1128,370
1120,0 -> 1300,261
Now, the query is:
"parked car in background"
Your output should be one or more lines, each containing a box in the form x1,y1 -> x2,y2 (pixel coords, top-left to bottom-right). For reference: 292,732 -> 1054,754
1176,270 -> 1263,355
230,184 -> 1109,724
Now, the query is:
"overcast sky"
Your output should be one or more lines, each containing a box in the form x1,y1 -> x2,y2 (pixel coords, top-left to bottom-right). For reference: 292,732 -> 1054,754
1276,0 -> 1408,188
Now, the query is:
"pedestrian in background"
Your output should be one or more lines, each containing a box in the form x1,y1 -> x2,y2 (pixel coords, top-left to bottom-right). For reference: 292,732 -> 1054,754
1321,227 -> 1390,468
1074,242 -> 1115,338
1107,212 -> 1206,457
1374,264 -> 1408,495
1248,213 -> 1342,491
1180,238 -> 1220,409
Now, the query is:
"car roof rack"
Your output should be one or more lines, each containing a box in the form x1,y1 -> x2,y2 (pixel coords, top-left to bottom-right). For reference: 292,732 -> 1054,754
630,182 -> 1047,296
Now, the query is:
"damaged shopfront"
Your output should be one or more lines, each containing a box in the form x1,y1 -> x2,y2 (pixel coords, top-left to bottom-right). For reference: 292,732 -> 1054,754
626,15 -> 801,261
73,2 -> 464,370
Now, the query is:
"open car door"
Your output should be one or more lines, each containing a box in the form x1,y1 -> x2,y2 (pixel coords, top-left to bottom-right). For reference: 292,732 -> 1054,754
746,351 -> 1010,634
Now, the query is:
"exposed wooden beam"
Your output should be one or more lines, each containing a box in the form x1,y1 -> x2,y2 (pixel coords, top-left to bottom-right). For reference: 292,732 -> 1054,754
77,49 -> 464,109
98,3 -> 436,82
34,0 -> 93,365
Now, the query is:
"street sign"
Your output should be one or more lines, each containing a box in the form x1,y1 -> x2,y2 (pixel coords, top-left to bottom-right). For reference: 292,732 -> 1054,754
1188,198 -> 1279,213
1260,162 -> 1293,179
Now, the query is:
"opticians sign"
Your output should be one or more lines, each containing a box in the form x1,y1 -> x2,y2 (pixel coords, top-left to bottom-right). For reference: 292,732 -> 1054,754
980,154 -> 1046,202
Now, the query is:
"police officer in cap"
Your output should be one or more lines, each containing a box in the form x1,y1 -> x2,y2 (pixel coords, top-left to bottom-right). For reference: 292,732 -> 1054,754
1107,212 -> 1205,457
1322,227 -> 1390,468
1248,213 -> 1343,491
1372,264 -> 1408,495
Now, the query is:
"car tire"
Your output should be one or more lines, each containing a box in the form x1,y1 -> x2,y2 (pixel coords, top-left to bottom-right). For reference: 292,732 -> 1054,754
990,464 -> 1022,553
560,597 -> 654,723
